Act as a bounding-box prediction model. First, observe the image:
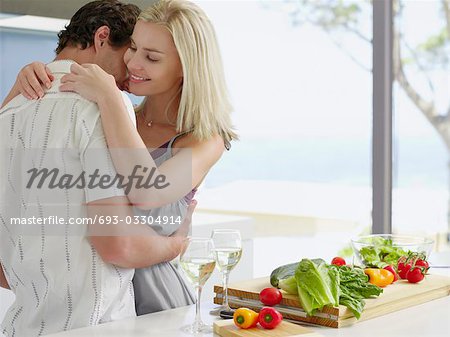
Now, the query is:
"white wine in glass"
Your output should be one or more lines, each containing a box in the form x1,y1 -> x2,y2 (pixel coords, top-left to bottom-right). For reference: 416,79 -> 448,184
179,258 -> 216,286
211,229 -> 242,315
214,247 -> 242,273
179,237 -> 215,334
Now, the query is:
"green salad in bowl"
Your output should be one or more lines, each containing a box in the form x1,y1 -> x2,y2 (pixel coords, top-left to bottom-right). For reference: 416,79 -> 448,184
351,234 -> 434,268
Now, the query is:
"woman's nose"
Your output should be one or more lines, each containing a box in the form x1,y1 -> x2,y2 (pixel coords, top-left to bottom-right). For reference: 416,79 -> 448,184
127,54 -> 144,72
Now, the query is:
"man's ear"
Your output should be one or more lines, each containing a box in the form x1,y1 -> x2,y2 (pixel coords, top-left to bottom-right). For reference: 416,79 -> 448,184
94,25 -> 111,51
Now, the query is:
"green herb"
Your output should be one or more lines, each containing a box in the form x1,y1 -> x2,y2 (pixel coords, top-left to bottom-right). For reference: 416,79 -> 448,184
332,265 -> 383,319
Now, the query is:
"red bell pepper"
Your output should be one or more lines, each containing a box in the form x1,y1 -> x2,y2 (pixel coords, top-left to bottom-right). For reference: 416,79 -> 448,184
258,307 -> 283,329
383,265 -> 399,282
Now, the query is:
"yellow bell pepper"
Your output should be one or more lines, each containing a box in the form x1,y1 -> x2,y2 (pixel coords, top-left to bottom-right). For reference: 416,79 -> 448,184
233,308 -> 259,329
364,268 -> 394,287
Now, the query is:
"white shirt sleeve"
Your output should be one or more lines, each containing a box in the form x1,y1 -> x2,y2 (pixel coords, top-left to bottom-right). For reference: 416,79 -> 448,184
120,91 -> 137,128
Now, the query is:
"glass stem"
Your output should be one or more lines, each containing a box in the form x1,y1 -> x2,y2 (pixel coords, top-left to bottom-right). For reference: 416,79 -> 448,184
194,285 -> 203,329
222,271 -> 231,310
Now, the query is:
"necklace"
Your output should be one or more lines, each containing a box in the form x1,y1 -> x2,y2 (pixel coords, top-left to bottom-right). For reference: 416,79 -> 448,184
140,110 -> 154,127
140,109 -> 175,128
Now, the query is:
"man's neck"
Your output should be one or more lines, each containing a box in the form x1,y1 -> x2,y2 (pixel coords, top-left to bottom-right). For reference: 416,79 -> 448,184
54,46 -> 94,64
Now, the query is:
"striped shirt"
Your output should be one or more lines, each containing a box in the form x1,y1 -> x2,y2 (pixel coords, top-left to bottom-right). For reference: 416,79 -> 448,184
0,60 -> 136,337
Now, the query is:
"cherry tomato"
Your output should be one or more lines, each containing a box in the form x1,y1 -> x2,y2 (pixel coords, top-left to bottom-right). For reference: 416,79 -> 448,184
383,265 -> 399,282
331,257 -> 346,266
397,261 -> 411,279
406,267 -> 425,283
415,259 -> 429,269
259,287 -> 283,306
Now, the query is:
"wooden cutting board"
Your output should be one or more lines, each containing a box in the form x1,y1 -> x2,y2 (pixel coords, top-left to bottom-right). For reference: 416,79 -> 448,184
213,320 -> 322,337
213,273 -> 450,328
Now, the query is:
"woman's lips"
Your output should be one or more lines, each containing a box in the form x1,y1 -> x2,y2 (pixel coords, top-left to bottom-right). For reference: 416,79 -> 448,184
128,73 -> 150,83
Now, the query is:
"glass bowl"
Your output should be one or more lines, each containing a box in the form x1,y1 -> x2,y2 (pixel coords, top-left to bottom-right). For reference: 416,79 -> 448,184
351,234 -> 434,267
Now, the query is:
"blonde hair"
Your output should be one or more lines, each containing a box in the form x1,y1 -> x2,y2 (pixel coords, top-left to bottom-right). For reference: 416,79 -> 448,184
136,0 -> 237,145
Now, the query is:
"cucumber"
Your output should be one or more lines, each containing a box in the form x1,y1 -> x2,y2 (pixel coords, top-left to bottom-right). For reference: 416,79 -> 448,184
269,262 -> 299,288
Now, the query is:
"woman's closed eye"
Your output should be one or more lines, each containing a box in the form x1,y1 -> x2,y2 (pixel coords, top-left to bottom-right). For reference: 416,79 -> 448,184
147,55 -> 159,62
129,47 -> 158,62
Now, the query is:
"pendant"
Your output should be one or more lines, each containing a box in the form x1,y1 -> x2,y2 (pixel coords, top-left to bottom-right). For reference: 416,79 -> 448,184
147,121 -> 152,127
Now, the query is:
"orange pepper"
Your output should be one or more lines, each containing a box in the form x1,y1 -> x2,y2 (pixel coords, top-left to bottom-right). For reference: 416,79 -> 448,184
233,308 -> 259,329
364,268 -> 394,287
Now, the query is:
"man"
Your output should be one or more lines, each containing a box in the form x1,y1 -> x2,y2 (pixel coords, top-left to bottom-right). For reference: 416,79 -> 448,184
0,1 -> 192,336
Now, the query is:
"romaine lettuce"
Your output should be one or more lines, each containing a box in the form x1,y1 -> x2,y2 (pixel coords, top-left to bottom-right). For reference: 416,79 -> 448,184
276,260 -> 382,319
294,259 -> 339,316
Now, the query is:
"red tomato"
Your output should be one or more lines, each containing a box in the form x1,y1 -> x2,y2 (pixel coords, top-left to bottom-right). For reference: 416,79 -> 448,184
407,267 -> 425,283
383,265 -> 399,282
397,261 -> 411,279
259,288 -> 283,306
331,257 -> 346,266
415,259 -> 429,269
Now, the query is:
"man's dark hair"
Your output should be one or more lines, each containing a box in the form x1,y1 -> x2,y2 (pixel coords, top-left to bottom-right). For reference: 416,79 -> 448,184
55,0 -> 141,54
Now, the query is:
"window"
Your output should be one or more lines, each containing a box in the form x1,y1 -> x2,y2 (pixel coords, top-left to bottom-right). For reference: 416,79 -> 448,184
392,0 -> 449,249
0,16 -> 66,99
195,0 -> 373,275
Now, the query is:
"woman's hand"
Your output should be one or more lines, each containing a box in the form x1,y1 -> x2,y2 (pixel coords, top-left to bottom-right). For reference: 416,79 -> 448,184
16,62 -> 54,99
172,200 -> 197,238
60,63 -> 120,103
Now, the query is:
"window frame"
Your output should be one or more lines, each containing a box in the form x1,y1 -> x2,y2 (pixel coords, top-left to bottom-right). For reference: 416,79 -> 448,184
372,0 -> 394,234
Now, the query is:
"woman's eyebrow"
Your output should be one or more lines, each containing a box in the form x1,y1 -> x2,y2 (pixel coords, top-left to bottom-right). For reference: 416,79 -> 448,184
130,38 -> 164,54
143,47 -> 164,54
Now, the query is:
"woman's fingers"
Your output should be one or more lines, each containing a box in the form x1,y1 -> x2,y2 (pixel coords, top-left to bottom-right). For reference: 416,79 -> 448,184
45,66 -> 55,82
34,65 -> 53,89
82,63 -> 97,70
26,71 -> 46,98
29,62 -> 53,89
60,74 -> 78,92
59,82 -> 76,93
61,63 -> 117,102
60,73 -> 77,84
18,76 -> 38,100
173,200 -> 197,237
16,62 -> 54,99
70,62 -> 85,75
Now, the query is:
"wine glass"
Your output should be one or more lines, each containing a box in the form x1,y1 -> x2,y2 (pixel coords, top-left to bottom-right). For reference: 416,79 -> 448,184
211,229 -> 242,316
179,237 -> 216,334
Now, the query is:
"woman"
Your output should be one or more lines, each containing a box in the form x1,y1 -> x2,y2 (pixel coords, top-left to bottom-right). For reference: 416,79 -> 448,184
10,0 -> 237,315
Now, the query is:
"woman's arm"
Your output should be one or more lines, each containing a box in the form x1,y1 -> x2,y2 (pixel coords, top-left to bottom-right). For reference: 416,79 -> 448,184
60,63 -> 224,209
1,81 -> 21,108
1,62 -> 54,108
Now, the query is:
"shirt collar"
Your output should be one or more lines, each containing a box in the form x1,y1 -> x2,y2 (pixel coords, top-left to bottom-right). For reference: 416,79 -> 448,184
46,59 -> 77,75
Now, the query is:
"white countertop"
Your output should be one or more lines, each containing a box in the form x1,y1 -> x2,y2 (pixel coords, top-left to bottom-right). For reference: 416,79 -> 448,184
47,275 -> 450,337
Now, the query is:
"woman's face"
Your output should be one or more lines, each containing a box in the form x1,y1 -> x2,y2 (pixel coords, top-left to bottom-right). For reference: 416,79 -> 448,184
124,20 -> 183,97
